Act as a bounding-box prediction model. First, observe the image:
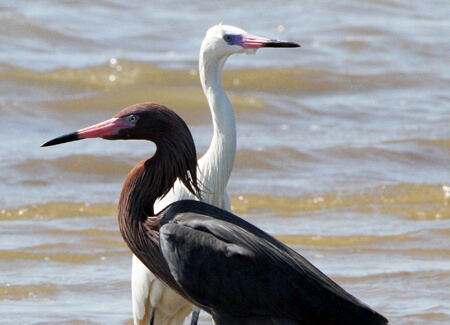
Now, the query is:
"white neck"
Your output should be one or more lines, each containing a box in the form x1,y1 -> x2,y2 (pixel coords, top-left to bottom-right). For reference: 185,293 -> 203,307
197,50 -> 236,203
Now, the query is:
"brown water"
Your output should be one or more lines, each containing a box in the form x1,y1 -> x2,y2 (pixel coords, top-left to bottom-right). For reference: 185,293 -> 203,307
1,1 -> 449,324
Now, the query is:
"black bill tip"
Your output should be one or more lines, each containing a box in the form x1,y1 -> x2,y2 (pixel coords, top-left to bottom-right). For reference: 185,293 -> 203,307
264,40 -> 300,48
41,132 -> 80,147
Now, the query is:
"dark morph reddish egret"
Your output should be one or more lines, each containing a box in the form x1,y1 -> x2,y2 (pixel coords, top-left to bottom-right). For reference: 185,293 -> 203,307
42,103 -> 388,325
127,24 -> 299,325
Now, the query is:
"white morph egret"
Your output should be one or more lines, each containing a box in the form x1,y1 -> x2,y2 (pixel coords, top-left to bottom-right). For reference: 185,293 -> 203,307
131,25 -> 299,325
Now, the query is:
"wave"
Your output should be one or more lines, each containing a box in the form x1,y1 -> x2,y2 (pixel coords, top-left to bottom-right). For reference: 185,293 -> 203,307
16,154 -> 133,176
0,283 -> 58,301
0,59 -> 432,96
275,233 -> 409,247
384,138 -> 450,149
0,202 -> 117,221
229,183 -> 450,220
0,249 -> 100,263
3,183 -> 447,222
322,144 -> 448,167
234,147 -> 318,171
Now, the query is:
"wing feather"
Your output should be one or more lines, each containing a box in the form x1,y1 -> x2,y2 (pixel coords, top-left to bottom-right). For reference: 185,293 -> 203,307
158,200 -> 387,324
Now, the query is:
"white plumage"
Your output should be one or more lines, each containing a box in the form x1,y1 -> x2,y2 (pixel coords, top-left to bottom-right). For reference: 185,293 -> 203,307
132,24 -> 297,325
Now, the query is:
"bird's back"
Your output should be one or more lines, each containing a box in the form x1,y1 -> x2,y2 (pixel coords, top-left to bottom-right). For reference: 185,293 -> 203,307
159,200 -> 388,325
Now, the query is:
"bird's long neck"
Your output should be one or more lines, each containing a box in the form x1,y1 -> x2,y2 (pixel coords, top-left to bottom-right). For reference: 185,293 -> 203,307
118,153 -> 186,292
118,157 -> 162,245
198,52 -> 236,201
118,133 -> 200,250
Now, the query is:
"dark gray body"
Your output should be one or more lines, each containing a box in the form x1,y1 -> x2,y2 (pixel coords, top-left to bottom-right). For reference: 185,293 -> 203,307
159,200 -> 388,325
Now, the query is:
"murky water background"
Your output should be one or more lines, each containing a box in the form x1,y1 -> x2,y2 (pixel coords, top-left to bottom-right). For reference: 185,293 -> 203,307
0,0 -> 449,324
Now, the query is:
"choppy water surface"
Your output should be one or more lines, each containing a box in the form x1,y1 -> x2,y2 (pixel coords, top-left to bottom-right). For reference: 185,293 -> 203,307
1,0 -> 449,324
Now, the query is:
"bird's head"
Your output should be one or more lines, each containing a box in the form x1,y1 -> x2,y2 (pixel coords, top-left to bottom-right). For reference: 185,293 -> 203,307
200,24 -> 300,59
41,103 -> 189,146
42,102 -> 202,200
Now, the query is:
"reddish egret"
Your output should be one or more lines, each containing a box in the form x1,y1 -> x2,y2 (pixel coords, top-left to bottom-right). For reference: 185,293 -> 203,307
129,24 -> 299,325
42,103 -> 388,325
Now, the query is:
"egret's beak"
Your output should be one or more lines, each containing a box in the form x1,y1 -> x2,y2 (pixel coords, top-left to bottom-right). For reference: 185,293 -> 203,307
238,34 -> 300,49
41,116 -> 132,147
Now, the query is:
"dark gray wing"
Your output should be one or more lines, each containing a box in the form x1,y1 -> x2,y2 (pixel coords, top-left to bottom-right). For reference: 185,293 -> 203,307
158,200 -> 388,325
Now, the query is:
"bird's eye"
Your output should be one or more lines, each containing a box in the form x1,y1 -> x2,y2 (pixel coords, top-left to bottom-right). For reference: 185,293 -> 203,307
223,35 -> 233,43
128,115 -> 138,123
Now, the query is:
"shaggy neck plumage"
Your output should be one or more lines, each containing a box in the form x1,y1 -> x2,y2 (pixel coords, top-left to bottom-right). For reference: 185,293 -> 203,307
119,156 -> 168,222
117,138 -> 200,297
118,118 -> 200,245
120,138 -> 197,217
